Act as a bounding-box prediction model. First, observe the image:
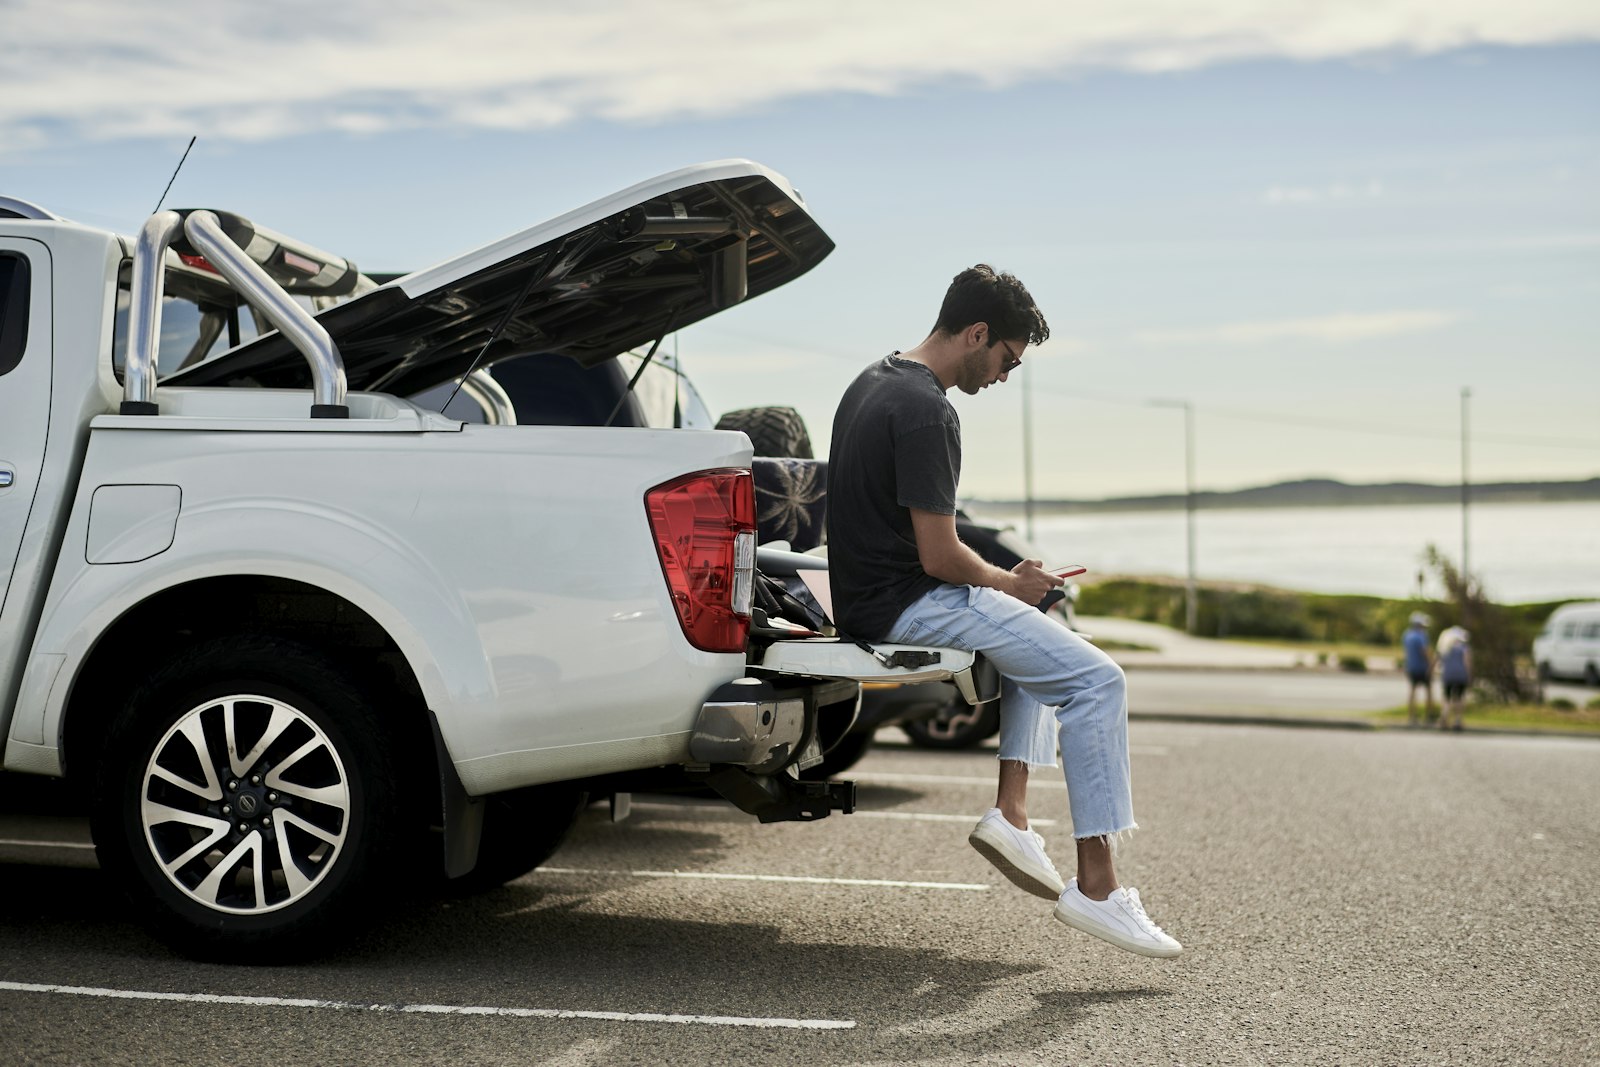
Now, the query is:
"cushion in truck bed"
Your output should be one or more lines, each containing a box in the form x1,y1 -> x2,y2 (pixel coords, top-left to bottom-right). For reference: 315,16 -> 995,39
751,457 -> 827,552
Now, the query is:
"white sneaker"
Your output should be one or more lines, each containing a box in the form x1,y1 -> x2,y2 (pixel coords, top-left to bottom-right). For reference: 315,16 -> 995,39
967,808 -> 1066,900
1053,878 -> 1182,958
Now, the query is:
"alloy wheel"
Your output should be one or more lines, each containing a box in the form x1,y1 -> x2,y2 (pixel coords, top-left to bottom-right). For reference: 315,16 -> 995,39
139,694 -> 351,915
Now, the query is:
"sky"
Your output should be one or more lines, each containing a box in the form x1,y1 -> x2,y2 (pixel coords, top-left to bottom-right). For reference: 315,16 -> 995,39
4,0 -> 1598,501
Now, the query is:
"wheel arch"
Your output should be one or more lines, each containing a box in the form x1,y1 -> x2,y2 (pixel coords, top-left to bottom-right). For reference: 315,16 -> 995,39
60,575 -> 437,796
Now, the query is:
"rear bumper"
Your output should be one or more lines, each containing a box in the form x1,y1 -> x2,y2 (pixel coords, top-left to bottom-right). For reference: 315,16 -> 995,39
672,675 -> 860,823
690,676 -> 858,775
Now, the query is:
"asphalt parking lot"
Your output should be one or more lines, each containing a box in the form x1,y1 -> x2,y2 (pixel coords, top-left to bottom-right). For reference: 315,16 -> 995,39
3,719 -> 1598,1066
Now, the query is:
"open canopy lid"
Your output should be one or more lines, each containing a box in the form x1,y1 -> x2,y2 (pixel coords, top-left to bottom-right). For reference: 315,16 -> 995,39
166,160 -> 834,396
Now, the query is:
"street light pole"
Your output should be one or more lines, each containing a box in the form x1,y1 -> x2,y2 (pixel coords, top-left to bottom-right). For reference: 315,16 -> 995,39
1151,399 -> 1199,634
1460,386 -> 1471,578
1182,401 -> 1198,635
1022,359 -> 1035,542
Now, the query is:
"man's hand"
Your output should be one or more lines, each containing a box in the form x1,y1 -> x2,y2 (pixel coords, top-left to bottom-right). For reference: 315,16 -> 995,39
910,510 -> 1063,605
1007,558 -> 1063,605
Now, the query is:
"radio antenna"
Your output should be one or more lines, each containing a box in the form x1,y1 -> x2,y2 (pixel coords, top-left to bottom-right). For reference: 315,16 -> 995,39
153,136 -> 197,215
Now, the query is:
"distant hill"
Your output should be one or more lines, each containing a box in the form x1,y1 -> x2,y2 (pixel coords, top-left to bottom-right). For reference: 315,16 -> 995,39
971,476 -> 1600,515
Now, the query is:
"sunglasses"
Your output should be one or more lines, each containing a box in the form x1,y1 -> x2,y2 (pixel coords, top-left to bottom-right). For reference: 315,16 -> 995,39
997,339 -> 1024,374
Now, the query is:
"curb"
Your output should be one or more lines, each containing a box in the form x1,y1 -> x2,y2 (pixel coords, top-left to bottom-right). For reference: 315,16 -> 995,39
1117,663 -> 1396,675
1129,710 -> 1600,741
1129,711 -> 1375,731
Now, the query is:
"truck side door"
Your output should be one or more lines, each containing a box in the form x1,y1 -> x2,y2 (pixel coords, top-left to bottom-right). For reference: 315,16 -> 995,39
0,239 -> 50,622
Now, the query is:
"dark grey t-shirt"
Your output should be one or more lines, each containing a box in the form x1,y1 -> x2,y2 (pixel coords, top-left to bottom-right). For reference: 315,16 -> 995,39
825,355 -> 961,639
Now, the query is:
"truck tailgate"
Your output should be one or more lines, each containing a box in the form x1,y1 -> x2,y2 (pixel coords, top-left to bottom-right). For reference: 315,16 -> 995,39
755,638 -> 992,705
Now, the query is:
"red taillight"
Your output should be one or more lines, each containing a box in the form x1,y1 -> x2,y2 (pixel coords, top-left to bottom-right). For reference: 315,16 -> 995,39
646,469 -> 757,653
177,252 -> 219,275
280,250 -> 322,276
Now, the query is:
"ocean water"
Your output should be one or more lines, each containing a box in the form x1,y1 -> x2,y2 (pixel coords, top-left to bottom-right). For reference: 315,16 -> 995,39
993,500 -> 1600,604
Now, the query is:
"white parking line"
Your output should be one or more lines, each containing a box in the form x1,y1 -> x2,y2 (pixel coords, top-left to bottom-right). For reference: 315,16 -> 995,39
627,801 -> 1056,827
538,867 -> 990,891
0,981 -> 855,1031
0,838 -> 94,849
851,750 -> 1165,789
854,810 -> 1057,826
851,772 -> 1065,788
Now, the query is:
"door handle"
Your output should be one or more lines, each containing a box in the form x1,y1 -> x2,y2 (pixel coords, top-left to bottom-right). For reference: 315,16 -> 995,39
0,468 -> 13,488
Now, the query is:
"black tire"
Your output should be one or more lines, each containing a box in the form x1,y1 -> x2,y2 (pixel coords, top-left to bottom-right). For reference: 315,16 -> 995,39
800,729 -> 875,780
1537,662 -> 1552,684
715,406 -> 813,458
902,695 -> 1002,750
91,635 -> 404,962
444,783 -> 588,895
1587,664 -> 1600,687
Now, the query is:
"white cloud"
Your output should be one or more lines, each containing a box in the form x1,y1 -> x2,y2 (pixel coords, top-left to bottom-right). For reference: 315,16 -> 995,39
1039,336 -> 1093,356
1264,180 -> 1384,204
1508,233 -> 1600,248
1133,310 -> 1458,345
2,1 -> 1598,149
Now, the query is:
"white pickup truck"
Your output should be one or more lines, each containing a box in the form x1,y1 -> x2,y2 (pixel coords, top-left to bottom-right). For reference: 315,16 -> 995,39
0,161 -> 982,960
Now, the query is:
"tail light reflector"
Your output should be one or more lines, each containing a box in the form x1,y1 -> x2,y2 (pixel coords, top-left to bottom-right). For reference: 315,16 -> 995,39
645,469 -> 756,653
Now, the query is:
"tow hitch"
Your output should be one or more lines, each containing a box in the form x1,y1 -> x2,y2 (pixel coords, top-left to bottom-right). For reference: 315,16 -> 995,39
703,766 -> 856,823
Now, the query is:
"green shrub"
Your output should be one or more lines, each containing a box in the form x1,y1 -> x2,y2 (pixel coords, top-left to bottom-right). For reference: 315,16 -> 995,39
1589,697 -> 1600,712
1076,572 -> 1574,699
1079,578 -> 1427,644
1423,546 -> 1537,703
1337,655 -> 1367,673
1550,697 -> 1577,711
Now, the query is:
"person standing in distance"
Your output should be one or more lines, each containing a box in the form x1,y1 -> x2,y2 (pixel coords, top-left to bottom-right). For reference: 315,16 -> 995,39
1437,625 -> 1472,731
824,265 -> 1180,958
1402,612 -> 1436,726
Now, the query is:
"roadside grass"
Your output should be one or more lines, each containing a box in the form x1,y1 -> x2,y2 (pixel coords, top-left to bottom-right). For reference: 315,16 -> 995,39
1091,638 -> 1160,653
1113,628 -> 1400,670
1368,703 -> 1600,734
1227,636 -> 1397,666
1078,576 -> 1568,651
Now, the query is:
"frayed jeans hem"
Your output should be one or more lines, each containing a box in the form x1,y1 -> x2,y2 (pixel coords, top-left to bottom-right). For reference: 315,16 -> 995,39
1072,825 -> 1140,855
995,754 -> 1059,771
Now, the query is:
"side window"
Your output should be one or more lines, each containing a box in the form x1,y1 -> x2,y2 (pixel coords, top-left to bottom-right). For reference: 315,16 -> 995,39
1583,622 -> 1600,640
1562,622 -> 1578,639
110,261 -> 265,381
0,252 -> 30,377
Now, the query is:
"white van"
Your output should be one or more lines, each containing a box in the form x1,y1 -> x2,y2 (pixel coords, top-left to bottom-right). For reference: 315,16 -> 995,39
1533,602 -> 1600,685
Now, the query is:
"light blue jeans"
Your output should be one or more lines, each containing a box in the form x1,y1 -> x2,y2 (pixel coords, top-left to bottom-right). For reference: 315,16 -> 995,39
885,583 -> 1136,841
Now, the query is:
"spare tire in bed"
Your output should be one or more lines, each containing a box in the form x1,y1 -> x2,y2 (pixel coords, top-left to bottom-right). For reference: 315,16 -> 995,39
715,406 -> 814,459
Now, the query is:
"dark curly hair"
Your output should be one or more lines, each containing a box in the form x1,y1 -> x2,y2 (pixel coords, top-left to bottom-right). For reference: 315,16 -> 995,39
932,264 -> 1049,346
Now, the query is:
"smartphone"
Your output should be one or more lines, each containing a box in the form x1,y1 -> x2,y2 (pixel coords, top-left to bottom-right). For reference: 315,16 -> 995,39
1046,563 -> 1087,578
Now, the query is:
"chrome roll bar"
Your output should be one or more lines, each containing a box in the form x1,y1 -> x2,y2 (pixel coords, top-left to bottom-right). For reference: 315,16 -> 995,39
121,209 -> 349,418
182,211 -> 347,417
121,211 -> 184,415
